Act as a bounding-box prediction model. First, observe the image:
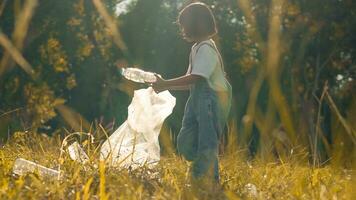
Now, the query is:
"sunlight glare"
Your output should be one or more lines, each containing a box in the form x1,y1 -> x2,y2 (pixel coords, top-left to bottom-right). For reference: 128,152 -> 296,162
115,0 -> 136,16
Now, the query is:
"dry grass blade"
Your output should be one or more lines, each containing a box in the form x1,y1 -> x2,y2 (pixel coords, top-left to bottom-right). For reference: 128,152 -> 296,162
237,0 -> 267,143
99,161 -> 109,200
313,85 -> 331,166
92,0 -> 128,52
0,0 -> 8,17
83,177 -> 94,200
0,107 -> 23,119
266,0 -> 297,144
242,67 -> 266,146
55,105 -> 91,132
236,0 -> 265,52
325,91 -> 356,144
99,123 -> 113,162
12,0 -> 38,48
0,0 -> 38,77
0,31 -> 35,77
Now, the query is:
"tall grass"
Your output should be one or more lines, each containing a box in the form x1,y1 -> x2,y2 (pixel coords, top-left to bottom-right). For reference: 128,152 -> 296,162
0,131 -> 354,199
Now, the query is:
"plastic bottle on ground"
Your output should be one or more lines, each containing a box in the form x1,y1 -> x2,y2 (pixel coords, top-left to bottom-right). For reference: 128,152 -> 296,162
12,158 -> 60,178
67,142 -> 89,164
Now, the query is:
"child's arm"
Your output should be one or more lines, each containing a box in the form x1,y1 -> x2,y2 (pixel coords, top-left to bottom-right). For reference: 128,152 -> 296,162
166,85 -> 190,91
151,74 -> 203,92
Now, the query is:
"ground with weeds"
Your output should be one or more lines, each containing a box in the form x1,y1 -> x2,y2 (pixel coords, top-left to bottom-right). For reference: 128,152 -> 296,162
0,132 -> 354,200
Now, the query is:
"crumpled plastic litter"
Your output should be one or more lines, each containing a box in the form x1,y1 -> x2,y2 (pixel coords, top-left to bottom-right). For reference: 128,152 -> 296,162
245,183 -> 258,197
12,158 -> 60,179
100,87 -> 176,169
67,141 -> 89,164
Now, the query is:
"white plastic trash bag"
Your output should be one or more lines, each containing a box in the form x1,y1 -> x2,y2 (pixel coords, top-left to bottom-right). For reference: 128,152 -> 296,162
100,87 -> 176,169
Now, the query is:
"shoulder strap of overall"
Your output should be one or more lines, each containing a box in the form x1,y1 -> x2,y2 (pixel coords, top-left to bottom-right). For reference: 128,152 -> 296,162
189,41 -> 226,76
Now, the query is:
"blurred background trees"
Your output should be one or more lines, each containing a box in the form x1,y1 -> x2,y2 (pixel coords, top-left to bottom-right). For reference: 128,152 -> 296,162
0,0 -> 355,166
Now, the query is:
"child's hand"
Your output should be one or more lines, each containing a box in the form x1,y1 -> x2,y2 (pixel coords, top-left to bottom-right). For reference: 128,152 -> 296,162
147,74 -> 167,93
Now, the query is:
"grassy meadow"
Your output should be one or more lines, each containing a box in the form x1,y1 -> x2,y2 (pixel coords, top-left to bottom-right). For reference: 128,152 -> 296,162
0,131 -> 354,200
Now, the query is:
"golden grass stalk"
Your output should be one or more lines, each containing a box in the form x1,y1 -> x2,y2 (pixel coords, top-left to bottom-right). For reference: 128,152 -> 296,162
0,31 -> 35,77
325,90 -> 356,144
99,160 -> 109,200
0,0 -> 7,17
92,0 -> 128,52
82,177 -> 94,200
313,87 -> 327,166
236,0 -> 267,147
266,0 -> 297,145
55,104 -> 91,132
236,0 -> 265,52
0,0 -> 37,77
12,0 -> 38,48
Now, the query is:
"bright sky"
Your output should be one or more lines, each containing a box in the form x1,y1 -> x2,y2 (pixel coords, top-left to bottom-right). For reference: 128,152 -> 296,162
115,0 -> 137,16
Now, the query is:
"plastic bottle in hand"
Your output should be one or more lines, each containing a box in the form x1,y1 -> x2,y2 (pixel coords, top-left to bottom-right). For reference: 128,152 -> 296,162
120,68 -> 157,83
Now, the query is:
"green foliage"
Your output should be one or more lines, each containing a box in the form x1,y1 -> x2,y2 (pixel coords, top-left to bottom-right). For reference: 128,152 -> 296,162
23,83 -> 65,129
0,0 -> 127,132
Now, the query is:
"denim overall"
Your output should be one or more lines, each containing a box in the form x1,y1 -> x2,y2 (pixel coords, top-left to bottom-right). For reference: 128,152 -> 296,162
177,42 -> 232,183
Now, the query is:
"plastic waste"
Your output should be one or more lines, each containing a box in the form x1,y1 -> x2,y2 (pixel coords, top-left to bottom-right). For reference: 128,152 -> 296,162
67,142 -> 89,164
12,158 -> 60,179
245,183 -> 258,197
100,87 -> 176,169
120,68 -> 157,83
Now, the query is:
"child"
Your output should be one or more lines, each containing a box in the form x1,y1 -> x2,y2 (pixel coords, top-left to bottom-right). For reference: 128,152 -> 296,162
150,2 -> 232,185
